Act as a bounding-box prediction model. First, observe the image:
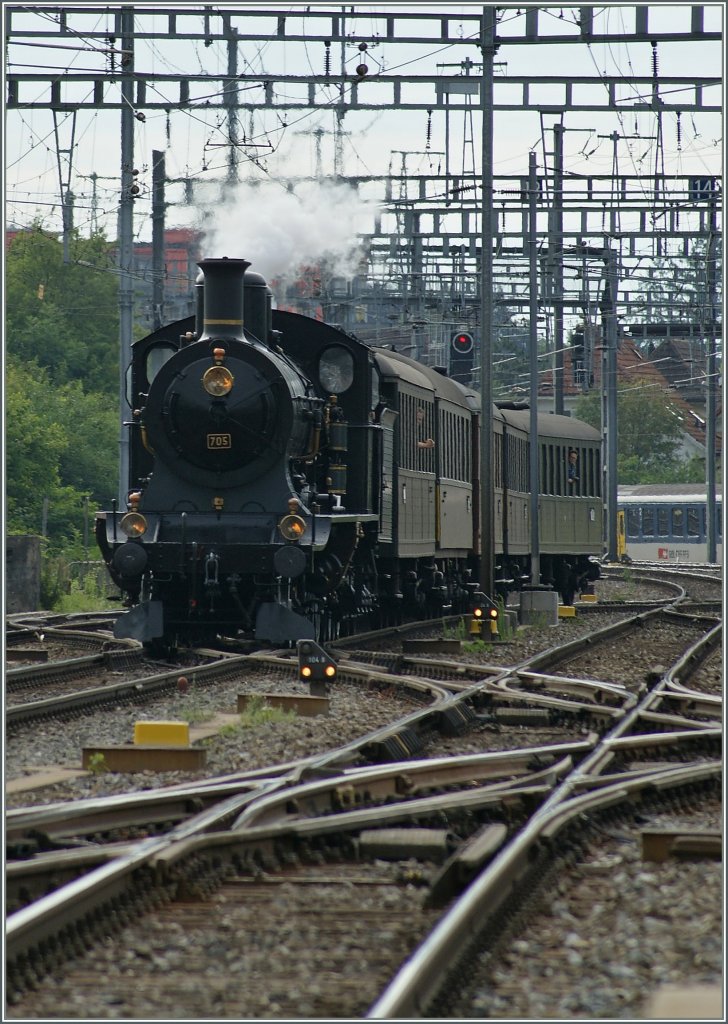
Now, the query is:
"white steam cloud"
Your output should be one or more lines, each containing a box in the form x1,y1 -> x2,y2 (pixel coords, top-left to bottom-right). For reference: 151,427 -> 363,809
199,180 -> 376,283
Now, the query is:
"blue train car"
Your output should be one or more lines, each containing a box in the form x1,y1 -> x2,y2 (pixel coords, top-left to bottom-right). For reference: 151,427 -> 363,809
617,484 -> 723,564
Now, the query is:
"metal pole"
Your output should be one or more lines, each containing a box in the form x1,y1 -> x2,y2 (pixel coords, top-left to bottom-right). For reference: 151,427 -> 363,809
602,245 -> 619,561
152,150 -> 165,330
118,7 -> 135,505
705,192 -> 717,562
52,109 -> 77,264
224,16 -> 239,185
479,5 -> 496,599
528,151 -> 540,587
552,123 -> 565,414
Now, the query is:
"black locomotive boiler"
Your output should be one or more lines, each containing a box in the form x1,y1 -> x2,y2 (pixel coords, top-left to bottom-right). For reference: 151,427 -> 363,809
97,256 -> 602,651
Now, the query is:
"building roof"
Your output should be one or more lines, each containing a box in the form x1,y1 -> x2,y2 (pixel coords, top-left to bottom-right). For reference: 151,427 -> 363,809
539,333 -> 721,456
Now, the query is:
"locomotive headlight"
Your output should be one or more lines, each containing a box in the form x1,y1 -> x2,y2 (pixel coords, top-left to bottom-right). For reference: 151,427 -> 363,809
278,514 -> 306,541
120,512 -> 148,537
202,365 -> 234,397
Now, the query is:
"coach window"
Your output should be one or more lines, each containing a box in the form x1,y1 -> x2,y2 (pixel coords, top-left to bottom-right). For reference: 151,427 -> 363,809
640,506 -> 654,537
585,449 -> 592,495
416,404 -> 435,471
520,437 -> 528,490
656,506 -> 669,536
460,416 -> 466,479
399,394 -> 413,471
687,506 -> 700,537
443,412 -> 451,479
444,412 -> 452,479
539,445 -> 546,493
587,449 -> 595,495
466,420 -> 472,481
626,507 -> 641,537
567,449 -> 580,494
670,506 -> 684,539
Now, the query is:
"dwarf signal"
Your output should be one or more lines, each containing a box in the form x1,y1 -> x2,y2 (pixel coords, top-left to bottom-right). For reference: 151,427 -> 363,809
470,591 -> 500,637
297,639 -> 337,693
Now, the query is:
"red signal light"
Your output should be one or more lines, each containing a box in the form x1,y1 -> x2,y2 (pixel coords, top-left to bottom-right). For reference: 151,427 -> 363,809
452,331 -> 474,354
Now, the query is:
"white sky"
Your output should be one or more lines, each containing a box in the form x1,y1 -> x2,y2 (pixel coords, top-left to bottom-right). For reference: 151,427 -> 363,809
3,2 -> 724,280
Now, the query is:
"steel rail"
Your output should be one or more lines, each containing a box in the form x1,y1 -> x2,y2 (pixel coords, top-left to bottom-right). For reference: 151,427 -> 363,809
5,652 -> 250,728
367,756 -> 721,1018
366,621 -> 721,1017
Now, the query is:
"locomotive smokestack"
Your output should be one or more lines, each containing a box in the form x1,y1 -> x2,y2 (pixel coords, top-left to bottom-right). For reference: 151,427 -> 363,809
198,257 -> 251,342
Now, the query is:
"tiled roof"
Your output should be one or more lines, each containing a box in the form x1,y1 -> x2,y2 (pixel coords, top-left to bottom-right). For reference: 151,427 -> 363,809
540,334 -> 722,455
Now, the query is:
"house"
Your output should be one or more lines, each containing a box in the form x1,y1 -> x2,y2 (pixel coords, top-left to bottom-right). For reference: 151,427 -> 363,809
538,331 -> 722,463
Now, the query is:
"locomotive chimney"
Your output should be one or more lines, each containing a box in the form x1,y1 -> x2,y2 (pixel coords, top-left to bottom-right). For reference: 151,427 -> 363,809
243,269 -> 270,344
197,257 -> 251,342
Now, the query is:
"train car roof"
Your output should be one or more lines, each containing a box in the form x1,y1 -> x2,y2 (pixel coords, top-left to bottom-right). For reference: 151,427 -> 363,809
498,408 -> 601,442
617,484 -> 722,500
373,348 -> 479,410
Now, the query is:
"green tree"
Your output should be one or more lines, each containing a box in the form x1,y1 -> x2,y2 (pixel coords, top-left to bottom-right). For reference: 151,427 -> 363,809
5,224 -> 119,393
572,389 -> 703,484
6,356 -> 119,551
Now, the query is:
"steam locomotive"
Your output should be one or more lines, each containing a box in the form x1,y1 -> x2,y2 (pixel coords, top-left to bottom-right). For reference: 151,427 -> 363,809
96,256 -> 602,651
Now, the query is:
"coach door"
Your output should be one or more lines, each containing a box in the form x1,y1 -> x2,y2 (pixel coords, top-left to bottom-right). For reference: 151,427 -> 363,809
398,389 -> 437,556
437,402 -> 473,551
378,407 -> 397,543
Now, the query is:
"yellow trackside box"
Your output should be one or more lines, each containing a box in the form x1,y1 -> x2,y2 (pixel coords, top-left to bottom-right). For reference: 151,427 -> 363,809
558,605 -> 576,618
134,721 -> 190,747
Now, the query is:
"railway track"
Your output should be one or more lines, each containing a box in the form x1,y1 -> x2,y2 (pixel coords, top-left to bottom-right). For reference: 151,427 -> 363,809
6,565 -> 720,731
5,568 -> 721,1017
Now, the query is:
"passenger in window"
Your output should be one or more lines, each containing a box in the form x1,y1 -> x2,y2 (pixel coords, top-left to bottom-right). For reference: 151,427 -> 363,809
416,406 -> 435,450
567,449 -> 579,485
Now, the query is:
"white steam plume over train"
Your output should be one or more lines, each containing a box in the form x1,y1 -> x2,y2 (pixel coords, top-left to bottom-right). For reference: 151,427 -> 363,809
199,179 -> 375,284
